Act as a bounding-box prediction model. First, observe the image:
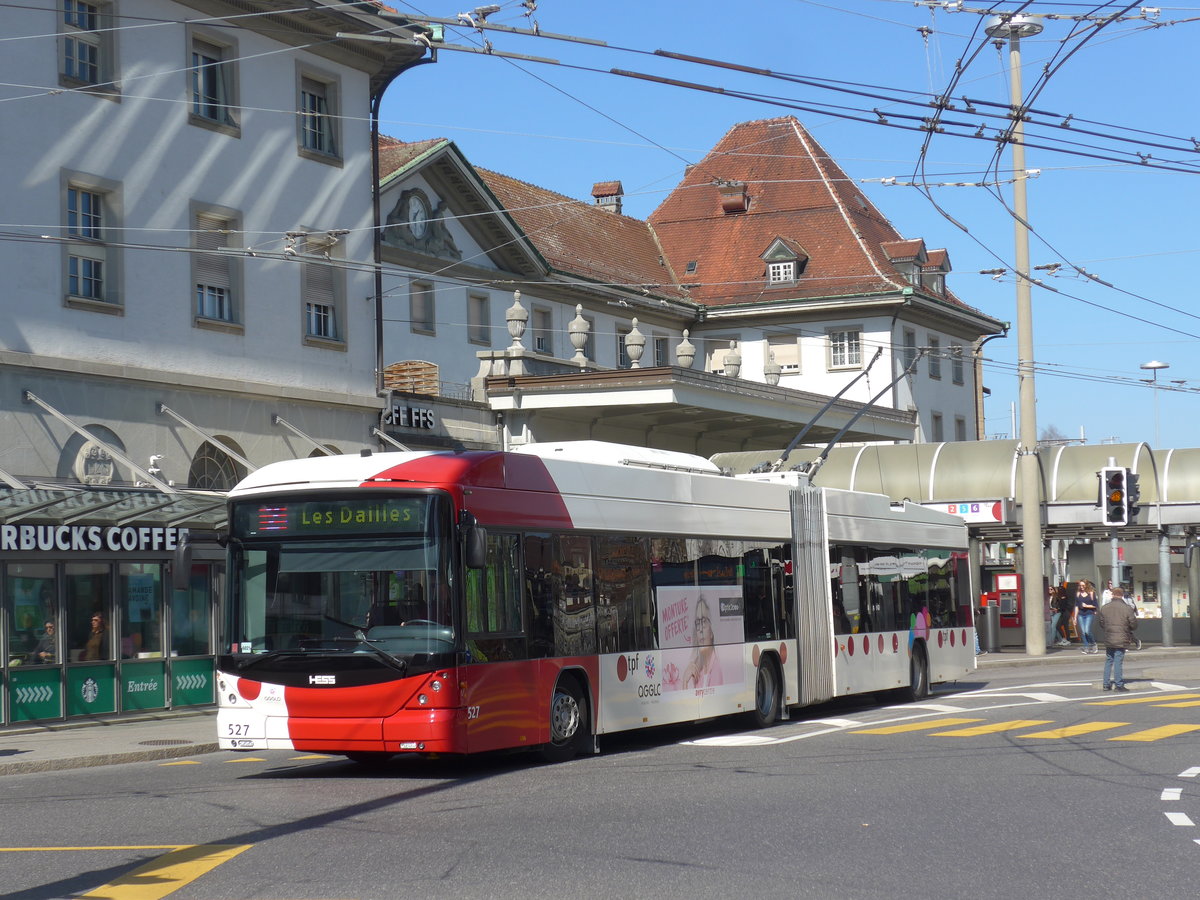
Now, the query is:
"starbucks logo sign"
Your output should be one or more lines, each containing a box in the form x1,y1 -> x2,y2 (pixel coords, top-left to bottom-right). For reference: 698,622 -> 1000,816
81,677 -> 99,704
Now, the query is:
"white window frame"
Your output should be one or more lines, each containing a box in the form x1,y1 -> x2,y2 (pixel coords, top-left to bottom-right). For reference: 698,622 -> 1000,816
297,66 -> 341,163
63,171 -> 121,312
532,306 -> 553,355
653,335 -> 669,367
827,328 -> 862,370
192,205 -> 242,332
302,234 -> 344,347
767,260 -> 796,284
409,280 -> 435,335
467,292 -> 490,345
928,335 -> 941,380
931,412 -> 944,443
767,335 -> 801,373
187,28 -> 239,135
59,0 -> 117,94
902,327 -> 917,371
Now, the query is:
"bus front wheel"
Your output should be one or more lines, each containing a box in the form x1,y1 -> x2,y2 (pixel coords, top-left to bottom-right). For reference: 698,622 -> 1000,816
541,676 -> 588,763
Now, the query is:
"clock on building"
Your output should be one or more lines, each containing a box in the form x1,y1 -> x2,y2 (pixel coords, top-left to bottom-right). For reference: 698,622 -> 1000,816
405,192 -> 430,239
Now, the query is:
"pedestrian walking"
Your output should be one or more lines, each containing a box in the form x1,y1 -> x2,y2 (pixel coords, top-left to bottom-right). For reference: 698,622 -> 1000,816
1097,586 -> 1137,691
1074,579 -> 1099,654
1049,587 -> 1071,647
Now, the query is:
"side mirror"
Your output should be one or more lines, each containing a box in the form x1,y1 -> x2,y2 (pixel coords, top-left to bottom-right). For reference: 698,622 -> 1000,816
171,533 -> 193,592
465,523 -> 488,570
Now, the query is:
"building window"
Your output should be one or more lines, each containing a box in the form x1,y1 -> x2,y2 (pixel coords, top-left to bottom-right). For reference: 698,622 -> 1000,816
928,335 -> 941,379
298,71 -> 340,161
468,292 -> 490,344
617,328 -> 631,368
767,335 -> 801,373
532,307 -> 553,355
188,32 -> 238,132
64,175 -> 120,310
954,416 -> 967,442
410,281 -> 435,335
583,315 -> 596,361
60,0 -> 114,92
828,329 -> 861,369
654,335 -> 669,367
302,235 -> 342,345
931,412 -> 944,442
951,344 -> 964,385
903,327 -> 917,371
193,210 -> 239,328
767,260 -> 796,284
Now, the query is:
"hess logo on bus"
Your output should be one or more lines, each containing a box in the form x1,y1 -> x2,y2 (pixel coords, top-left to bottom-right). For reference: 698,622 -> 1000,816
309,675 -> 336,685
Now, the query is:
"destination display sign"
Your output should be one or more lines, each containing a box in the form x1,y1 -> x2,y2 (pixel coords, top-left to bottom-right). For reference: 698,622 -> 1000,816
233,497 -> 428,537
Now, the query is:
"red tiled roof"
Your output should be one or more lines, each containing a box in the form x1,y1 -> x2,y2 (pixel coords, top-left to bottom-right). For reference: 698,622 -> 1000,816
881,239 -> 927,263
592,181 -> 623,198
377,135 -> 447,180
648,116 -> 966,308
476,169 -> 684,298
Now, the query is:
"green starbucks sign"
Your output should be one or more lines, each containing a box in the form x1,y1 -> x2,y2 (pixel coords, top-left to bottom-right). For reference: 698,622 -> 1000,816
67,664 -> 116,716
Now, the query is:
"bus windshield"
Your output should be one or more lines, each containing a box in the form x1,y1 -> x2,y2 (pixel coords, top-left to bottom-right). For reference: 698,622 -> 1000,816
226,494 -> 456,663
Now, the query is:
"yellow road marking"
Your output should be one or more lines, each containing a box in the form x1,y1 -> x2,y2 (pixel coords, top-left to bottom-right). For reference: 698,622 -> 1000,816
853,718 -> 983,734
1018,722 -> 1129,739
224,756 -> 266,763
932,719 -> 1054,737
290,754 -> 334,760
1155,700 -> 1200,708
1086,693 -> 1200,706
159,761 -> 201,766
1108,724 -> 1200,742
80,843 -> 251,900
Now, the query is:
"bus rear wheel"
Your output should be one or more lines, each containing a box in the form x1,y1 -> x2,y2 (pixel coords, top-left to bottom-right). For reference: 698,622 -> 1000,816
541,676 -> 587,763
749,656 -> 781,728
898,644 -> 929,702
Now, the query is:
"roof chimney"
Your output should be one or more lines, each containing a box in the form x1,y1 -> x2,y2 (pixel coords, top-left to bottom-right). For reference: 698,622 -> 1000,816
591,180 -> 624,215
717,180 -> 748,214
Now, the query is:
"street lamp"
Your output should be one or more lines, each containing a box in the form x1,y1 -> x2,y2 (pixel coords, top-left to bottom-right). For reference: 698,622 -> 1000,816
1140,360 -> 1169,448
985,13 -> 1045,656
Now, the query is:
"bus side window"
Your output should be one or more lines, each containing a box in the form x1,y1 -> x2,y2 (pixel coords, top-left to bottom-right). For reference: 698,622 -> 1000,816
465,532 -> 525,663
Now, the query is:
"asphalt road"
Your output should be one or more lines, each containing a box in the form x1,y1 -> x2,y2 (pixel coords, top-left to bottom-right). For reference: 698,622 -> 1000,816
3,656 -> 1199,899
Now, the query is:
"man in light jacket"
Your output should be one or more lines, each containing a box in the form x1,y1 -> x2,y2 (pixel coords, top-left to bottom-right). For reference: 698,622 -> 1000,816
1097,587 -> 1137,692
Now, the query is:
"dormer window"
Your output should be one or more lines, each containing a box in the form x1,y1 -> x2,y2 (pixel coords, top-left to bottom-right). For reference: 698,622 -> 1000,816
760,237 -> 808,287
768,261 -> 796,284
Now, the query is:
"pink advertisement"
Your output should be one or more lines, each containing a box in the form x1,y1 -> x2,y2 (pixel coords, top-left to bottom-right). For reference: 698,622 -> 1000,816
657,586 -> 744,693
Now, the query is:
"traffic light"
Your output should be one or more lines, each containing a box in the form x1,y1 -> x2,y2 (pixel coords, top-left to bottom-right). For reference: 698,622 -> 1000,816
1126,470 -> 1141,523
1100,467 -> 1128,526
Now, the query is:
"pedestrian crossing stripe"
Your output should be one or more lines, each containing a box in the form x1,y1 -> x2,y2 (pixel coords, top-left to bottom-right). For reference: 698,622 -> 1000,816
1015,722 -> 1130,739
1108,725 -> 1200,742
1086,693 -> 1200,706
931,720 -> 1053,737
852,718 -> 983,734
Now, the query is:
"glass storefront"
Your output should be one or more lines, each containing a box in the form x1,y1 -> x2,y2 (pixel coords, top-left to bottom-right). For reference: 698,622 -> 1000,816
2,555 -> 219,725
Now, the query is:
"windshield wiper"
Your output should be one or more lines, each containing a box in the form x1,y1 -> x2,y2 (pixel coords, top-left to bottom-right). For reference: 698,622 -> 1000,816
298,636 -> 408,675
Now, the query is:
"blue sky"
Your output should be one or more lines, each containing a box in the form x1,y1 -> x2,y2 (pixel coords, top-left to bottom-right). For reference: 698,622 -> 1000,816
378,1 -> 1200,449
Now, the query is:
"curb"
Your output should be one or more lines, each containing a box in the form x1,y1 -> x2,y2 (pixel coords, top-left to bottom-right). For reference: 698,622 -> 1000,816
0,742 -> 221,777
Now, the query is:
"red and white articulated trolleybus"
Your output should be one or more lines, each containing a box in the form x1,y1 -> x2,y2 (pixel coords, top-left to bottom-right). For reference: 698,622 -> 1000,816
215,441 -> 974,763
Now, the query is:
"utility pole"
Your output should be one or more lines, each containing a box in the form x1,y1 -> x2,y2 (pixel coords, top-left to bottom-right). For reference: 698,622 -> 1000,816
985,12 -> 1045,656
